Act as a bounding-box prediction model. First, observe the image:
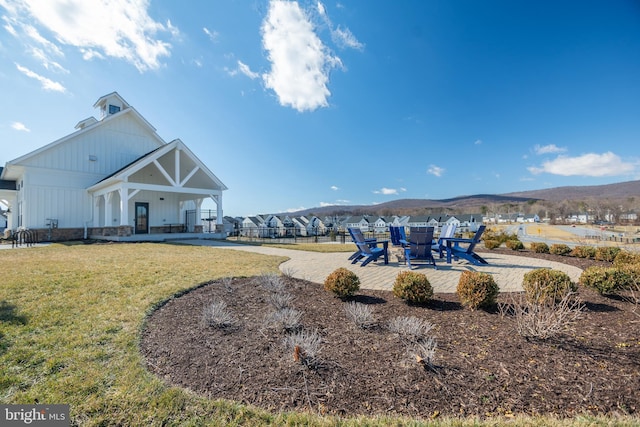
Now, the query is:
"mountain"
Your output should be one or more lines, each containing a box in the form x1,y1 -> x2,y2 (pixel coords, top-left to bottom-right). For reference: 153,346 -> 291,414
502,180 -> 640,201
284,180 -> 640,217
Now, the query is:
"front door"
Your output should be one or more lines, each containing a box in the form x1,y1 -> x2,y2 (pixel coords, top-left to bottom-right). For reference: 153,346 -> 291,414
135,202 -> 149,234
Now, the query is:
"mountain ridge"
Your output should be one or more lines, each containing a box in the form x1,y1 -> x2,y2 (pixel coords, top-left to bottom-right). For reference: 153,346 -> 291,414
282,180 -> 640,217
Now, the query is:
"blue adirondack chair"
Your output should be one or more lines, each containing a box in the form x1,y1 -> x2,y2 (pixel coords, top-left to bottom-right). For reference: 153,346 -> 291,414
347,227 -> 378,261
389,226 -> 408,247
404,226 -> 437,269
445,225 -> 488,266
431,223 -> 458,259
349,227 -> 388,267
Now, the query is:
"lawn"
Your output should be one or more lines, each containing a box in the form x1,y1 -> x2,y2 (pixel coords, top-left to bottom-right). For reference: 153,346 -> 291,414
0,243 -> 637,426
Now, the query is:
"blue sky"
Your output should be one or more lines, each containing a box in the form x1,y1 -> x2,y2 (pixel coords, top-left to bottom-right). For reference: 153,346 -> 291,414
1,0 -> 639,217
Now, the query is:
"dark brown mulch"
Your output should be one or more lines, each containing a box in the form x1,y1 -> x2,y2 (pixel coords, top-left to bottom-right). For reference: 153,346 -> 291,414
140,251 -> 640,419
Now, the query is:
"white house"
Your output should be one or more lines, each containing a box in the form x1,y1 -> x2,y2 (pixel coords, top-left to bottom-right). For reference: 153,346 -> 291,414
373,217 -> 389,234
0,92 -> 227,242
344,216 -> 371,232
241,216 -> 263,237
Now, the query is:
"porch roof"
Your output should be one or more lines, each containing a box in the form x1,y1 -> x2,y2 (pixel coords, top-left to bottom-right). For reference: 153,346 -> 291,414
87,139 -> 227,198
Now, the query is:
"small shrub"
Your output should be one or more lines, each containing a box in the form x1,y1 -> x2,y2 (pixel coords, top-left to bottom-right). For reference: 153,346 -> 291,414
456,271 -> 499,310
258,273 -> 285,293
388,316 -> 434,343
510,292 -> 584,340
613,250 -> 640,267
344,301 -> 376,329
522,268 -> 577,305
324,268 -> 360,298
203,300 -> 237,329
410,337 -> 437,369
265,307 -> 302,332
283,329 -> 322,367
220,276 -> 234,292
579,266 -> 626,295
580,264 -> 640,296
505,239 -> 524,251
571,245 -> 596,259
268,291 -> 293,310
595,246 -> 621,262
484,239 -> 501,250
550,243 -> 572,256
530,242 -> 550,254
393,271 -> 433,304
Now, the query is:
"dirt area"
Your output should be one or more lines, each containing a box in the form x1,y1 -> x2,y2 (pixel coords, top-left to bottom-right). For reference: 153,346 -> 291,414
140,250 -> 639,419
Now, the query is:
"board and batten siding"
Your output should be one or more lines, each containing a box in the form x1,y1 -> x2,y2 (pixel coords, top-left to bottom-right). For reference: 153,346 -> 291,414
20,116 -> 162,175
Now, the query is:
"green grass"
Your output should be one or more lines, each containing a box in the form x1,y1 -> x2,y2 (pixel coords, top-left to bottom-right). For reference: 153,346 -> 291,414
227,240 -> 356,253
0,243 -> 637,426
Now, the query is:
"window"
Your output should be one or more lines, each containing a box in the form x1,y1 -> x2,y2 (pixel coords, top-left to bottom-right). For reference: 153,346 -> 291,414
108,104 -> 121,114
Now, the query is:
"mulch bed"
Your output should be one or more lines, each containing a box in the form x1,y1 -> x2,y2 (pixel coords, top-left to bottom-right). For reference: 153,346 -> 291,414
140,250 -> 640,419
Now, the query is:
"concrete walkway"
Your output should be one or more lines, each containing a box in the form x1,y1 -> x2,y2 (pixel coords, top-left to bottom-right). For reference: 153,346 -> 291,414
176,240 -> 583,293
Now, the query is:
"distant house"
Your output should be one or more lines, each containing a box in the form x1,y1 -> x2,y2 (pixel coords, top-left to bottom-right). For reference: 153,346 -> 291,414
241,216 -> 263,237
516,214 -> 540,223
305,216 -> 326,236
373,217 -> 389,233
344,216 -> 371,232
0,92 -> 227,241
453,214 -> 482,232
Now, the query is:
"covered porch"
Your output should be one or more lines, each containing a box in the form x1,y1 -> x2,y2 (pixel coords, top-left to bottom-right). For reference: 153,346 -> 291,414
87,139 -> 228,242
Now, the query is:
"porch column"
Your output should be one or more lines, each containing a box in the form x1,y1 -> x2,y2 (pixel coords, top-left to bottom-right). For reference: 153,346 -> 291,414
119,186 -> 129,226
93,196 -> 101,227
2,195 -> 17,230
194,198 -> 203,227
104,192 -> 113,226
211,194 -> 223,224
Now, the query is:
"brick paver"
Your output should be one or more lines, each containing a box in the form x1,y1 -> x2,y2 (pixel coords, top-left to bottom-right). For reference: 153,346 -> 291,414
177,240 -> 583,293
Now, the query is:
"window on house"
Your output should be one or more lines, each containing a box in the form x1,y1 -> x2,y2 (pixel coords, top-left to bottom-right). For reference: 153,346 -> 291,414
108,104 -> 121,114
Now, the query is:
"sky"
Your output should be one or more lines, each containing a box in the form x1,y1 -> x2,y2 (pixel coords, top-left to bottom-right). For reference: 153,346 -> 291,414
1,0 -> 639,217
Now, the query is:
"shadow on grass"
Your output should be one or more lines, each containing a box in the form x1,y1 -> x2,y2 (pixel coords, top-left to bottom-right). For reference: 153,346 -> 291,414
0,300 -> 28,355
0,300 -> 28,325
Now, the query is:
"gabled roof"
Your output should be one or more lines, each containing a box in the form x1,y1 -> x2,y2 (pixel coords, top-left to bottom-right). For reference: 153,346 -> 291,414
88,139 -> 227,192
5,92 -> 164,170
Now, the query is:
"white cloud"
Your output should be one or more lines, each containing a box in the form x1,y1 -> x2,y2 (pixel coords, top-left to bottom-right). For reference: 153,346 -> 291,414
427,165 -> 445,177
237,60 -> 259,79
316,1 -> 363,50
332,26 -> 363,50
474,139 -> 482,145
528,152 -> 635,177
11,121 -> 30,132
15,63 -> 66,92
203,27 -> 219,42
6,0 -> 176,72
534,144 -> 567,155
373,187 -> 399,195
261,0 -> 342,112
285,206 -> 306,213
330,185 -> 339,191
30,47 -> 68,73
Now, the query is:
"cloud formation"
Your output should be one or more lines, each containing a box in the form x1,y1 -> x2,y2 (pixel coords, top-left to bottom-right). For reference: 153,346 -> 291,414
373,187 -> 405,195
5,0 -> 175,72
427,165 -> 445,177
261,0 -> 347,112
330,185 -> 339,191
528,152 -> 635,177
11,121 -> 30,132
534,144 -> 566,155
203,27 -> 219,43
15,63 -> 66,92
